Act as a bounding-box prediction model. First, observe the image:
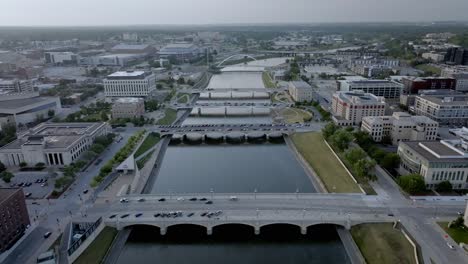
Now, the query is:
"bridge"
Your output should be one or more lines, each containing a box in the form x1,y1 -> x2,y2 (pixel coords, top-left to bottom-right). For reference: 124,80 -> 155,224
182,88 -> 286,94
153,124 -> 302,136
102,193 -> 395,235
216,54 -> 257,67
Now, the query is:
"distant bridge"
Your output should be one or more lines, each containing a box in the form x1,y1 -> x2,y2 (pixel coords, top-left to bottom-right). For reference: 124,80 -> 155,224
217,54 -> 257,67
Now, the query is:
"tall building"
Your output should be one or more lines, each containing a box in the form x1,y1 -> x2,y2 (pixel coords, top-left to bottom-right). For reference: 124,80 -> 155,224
158,43 -> 201,60
0,79 -> 33,94
104,71 -> 156,98
337,80 -> 403,99
111,97 -> 145,119
361,112 -> 438,145
288,81 -> 313,102
0,188 -> 30,253
414,94 -> 468,126
331,91 -> 386,126
445,47 -> 468,65
0,122 -> 110,167
110,44 -> 155,55
398,139 -> 468,189
401,77 -> 457,94
44,52 -> 78,65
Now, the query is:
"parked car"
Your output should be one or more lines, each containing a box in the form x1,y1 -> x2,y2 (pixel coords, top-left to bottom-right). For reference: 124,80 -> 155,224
43,232 -> 52,239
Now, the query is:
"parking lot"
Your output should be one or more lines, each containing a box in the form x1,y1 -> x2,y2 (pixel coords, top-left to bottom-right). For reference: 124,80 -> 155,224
10,171 -> 54,199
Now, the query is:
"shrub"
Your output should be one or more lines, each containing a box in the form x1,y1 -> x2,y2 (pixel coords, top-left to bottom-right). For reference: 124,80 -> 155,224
19,162 -> 27,168
397,174 -> 426,194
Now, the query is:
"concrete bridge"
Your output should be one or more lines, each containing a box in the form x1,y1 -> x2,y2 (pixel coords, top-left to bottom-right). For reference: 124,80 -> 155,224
183,88 -> 286,94
153,124 -> 297,136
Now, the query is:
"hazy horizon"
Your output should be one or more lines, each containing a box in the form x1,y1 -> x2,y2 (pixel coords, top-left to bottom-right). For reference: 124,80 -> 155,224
2,0 -> 468,27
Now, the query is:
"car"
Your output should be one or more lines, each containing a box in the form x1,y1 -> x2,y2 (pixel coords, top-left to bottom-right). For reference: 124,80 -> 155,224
189,197 -> 197,201
201,212 -> 208,217
135,213 -> 143,218
25,182 -> 32,187
94,159 -> 102,166
32,201 -> 39,205
25,193 -> 32,198
119,198 -> 129,203
83,189 -> 89,194
200,198 -> 207,201
447,242 -> 455,250
229,196 -> 238,201
120,214 -> 130,219
187,213 -> 194,217
158,198 -> 166,202
387,213 -> 394,217
154,213 -> 161,217
137,198 -> 146,202
41,183 -> 47,187
205,201 -> 213,205
177,197 -> 185,201
43,232 -> 52,239
109,214 -> 117,219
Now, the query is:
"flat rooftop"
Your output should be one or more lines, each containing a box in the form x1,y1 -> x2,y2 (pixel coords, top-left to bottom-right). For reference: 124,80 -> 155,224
0,188 -> 19,202
402,141 -> 466,162
108,71 -> 145,77
115,97 -> 143,103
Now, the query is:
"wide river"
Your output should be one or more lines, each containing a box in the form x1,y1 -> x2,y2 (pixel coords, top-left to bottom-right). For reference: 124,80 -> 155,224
116,69 -> 351,264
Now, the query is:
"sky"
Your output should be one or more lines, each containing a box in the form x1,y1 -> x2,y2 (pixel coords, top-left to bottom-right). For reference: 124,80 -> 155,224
1,0 -> 468,26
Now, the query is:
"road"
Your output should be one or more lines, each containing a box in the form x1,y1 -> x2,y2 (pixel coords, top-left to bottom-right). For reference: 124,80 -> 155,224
0,126 -> 142,264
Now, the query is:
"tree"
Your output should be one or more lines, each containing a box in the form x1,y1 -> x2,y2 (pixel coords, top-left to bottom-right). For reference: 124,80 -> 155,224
100,111 -> 108,121
1,171 -> 13,183
451,216 -> 465,228
19,162 -> 27,168
380,153 -> 400,170
156,83 -> 163,89
397,174 -> 426,194
35,162 -> 45,168
354,159 -> 376,179
330,129 -> 353,151
436,181 -> 453,193
322,122 -> 338,139
177,77 -> 185,85
48,109 -> 55,117
0,161 -> 6,173
345,148 -> 367,165
90,144 -> 105,154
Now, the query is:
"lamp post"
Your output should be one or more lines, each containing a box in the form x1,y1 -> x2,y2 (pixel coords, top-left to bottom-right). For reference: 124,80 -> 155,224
254,188 -> 257,200
210,188 -> 214,200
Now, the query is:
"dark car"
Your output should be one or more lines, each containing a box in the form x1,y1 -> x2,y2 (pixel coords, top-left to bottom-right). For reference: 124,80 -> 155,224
25,193 -> 32,198
120,214 -> 130,219
199,198 -> 207,201
189,197 -> 197,201
43,232 -> 52,239
158,198 -> 166,202
205,201 -> 213,205
187,213 -> 194,217
83,189 -> 89,194
154,213 -> 161,217
109,214 -> 117,219
135,213 -> 143,218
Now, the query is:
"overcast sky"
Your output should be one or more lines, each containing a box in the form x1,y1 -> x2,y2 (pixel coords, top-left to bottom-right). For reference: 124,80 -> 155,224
2,0 -> 468,26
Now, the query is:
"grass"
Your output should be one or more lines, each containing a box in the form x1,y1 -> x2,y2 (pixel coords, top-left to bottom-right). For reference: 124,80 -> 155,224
156,108 -> 177,125
280,108 -> 312,124
351,223 -> 418,264
177,93 -> 190,104
262,72 -> 276,88
73,227 -> 118,264
134,132 -> 160,158
291,132 -> 361,193
137,150 -> 155,169
415,64 -> 441,76
438,222 -> 468,244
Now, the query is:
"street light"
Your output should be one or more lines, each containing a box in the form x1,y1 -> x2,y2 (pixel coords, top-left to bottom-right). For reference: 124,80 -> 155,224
296,188 -> 299,199
254,188 -> 257,200
210,188 -> 214,200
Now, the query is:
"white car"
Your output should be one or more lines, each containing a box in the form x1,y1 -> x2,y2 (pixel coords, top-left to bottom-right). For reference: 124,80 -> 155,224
229,196 -> 238,201
119,198 -> 129,203
447,242 -> 455,250
177,197 -> 185,201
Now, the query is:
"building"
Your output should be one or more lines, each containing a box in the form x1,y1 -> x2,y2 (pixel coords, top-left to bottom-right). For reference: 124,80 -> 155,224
398,139 -> 468,189
401,77 -> 457,94
449,127 -> 468,141
158,43 -> 201,60
413,94 -> 468,126
0,122 -> 110,167
399,89 -> 460,109
110,44 -> 155,55
422,52 -> 445,62
0,92 -> 61,130
0,79 -> 33,93
44,52 -> 78,65
288,81 -> 313,102
445,47 -> 468,65
361,112 -> 438,145
122,33 -> 139,42
331,91 -> 386,126
441,65 -> 468,77
350,64 -> 394,78
0,188 -> 30,253
80,53 -> 143,67
111,97 -> 145,119
337,80 -> 403,99
440,67 -> 468,92
104,71 -> 156,98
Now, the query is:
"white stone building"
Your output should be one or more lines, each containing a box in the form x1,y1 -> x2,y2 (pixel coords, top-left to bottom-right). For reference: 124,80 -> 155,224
0,122 -> 110,167
104,71 -> 156,98
413,94 -> 468,126
361,112 -> 438,145
288,81 -> 313,102
111,97 -> 145,119
398,139 -> 468,190
331,90 -> 386,126
337,79 -> 403,99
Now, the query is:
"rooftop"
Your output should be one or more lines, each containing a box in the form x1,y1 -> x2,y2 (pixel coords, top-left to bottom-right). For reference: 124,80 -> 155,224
111,44 -> 151,50
401,140 -> 468,163
290,81 -> 312,90
115,97 -> 144,103
0,188 -> 20,202
108,71 -> 145,78
162,43 -> 197,49
334,91 -> 385,105
0,96 -> 58,113
417,94 -> 468,106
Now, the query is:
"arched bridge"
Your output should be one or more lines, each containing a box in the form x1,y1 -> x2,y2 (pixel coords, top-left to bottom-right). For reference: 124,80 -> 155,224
217,54 -> 257,67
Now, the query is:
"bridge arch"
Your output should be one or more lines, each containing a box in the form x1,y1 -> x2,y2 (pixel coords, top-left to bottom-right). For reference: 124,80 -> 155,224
166,223 -> 208,236
212,223 -> 256,236
217,54 -> 257,67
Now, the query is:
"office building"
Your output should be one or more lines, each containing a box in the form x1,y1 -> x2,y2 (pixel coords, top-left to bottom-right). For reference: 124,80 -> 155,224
112,97 -> 145,119
331,91 -> 386,126
414,94 -> 468,126
80,54 -> 143,67
0,188 -> 30,253
0,79 -> 33,94
0,122 -> 110,167
288,81 -> 313,102
104,71 -> 156,98
401,77 -> 457,94
445,47 -> 468,65
399,89 -> 460,109
44,52 -> 78,65
159,43 -> 201,60
422,52 -> 445,62
350,64 -> 394,78
0,92 -> 61,131
361,112 -> 438,145
110,44 -> 155,55
398,140 -> 468,189
337,79 -> 403,99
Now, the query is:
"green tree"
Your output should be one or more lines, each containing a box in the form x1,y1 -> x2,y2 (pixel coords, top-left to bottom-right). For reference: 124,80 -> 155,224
354,159 -> 376,179
380,153 -> 400,170
177,77 -> 185,85
1,171 -> 13,183
322,122 -> 338,139
344,148 -> 367,165
90,144 -> 105,154
436,181 -> 453,193
100,111 -> 108,121
19,162 -> 27,168
48,109 -> 55,117
397,174 -> 426,194
330,129 -> 353,151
